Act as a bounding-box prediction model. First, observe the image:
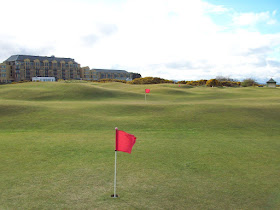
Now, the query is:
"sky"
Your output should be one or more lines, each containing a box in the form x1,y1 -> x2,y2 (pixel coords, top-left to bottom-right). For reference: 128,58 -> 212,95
0,0 -> 280,83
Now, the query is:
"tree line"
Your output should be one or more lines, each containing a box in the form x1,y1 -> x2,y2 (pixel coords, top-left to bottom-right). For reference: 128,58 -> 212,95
5,76 -> 260,87
106,76 -> 258,87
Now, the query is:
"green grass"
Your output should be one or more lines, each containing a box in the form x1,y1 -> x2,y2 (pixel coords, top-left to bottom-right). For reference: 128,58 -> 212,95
0,82 -> 280,209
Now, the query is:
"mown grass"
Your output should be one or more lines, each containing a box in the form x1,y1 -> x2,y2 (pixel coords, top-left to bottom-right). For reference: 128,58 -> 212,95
0,82 -> 279,209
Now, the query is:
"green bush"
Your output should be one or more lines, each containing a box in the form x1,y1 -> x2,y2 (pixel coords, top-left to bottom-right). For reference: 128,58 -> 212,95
186,80 -> 207,86
128,77 -> 173,84
206,79 -> 220,87
220,81 -> 241,87
241,79 -> 257,87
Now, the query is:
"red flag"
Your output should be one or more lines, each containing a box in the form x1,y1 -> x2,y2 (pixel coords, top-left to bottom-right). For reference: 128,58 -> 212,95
145,89 -> 150,93
116,130 -> 136,154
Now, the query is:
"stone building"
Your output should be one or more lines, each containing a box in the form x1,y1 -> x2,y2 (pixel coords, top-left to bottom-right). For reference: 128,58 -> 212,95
94,69 -> 133,81
79,68 -> 140,81
0,55 -> 80,82
0,54 -> 141,83
0,63 -> 12,83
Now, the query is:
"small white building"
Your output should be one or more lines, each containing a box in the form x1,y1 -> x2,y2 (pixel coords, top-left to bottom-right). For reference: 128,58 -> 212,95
32,77 -> 55,82
266,78 -> 277,88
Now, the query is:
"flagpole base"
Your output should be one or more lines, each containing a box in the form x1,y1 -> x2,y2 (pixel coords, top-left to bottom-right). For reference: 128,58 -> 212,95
111,194 -> 119,198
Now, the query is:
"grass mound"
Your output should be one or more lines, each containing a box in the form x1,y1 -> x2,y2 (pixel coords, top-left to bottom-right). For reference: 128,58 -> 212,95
0,82 -> 142,101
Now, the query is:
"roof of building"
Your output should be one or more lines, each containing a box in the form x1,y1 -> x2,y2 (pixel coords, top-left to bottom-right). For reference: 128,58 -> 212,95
5,55 -> 78,64
266,78 -> 276,83
91,69 -> 128,73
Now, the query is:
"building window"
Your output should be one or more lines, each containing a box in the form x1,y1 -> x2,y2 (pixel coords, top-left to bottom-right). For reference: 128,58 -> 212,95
25,61 -> 30,70
62,70 -> 65,79
53,63 -> 57,70
35,62 -> 40,70
1,69 -> 6,72
16,62 -> 21,70
44,62 -> 49,70
26,70 -> 30,78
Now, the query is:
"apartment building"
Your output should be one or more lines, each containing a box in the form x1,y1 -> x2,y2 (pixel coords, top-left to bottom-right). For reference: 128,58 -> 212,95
0,55 -> 81,83
0,63 -> 12,83
93,69 -> 132,81
79,68 -> 141,81
0,55 -> 141,83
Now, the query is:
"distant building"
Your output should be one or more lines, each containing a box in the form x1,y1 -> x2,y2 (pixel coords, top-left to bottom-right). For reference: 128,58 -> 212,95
79,67 -> 92,80
32,77 -> 55,82
94,69 -> 133,81
0,55 -> 80,83
0,54 -> 141,83
79,68 -> 141,81
0,63 -> 11,83
266,78 -> 277,88
131,73 -> 142,80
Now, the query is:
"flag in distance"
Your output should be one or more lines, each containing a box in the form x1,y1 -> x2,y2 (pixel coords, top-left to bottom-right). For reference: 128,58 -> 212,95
145,89 -> 150,93
116,129 -> 136,154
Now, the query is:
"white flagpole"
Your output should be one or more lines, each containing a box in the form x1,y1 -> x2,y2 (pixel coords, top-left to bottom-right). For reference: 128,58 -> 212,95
145,93 -> 147,103
113,127 -> 118,198
114,150 -> 117,197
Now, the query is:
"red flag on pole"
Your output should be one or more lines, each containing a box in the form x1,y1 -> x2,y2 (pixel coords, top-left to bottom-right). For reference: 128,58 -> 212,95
145,89 -> 150,93
115,129 -> 136,154
112,128 -> 136,198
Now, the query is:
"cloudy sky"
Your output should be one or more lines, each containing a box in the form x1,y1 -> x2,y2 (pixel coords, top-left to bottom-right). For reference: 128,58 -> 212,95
0,0 -> 280,83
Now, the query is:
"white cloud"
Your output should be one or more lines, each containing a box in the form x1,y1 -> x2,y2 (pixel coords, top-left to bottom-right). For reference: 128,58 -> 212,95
202,2 -> 229,14
233,11 -> 277,26
0,0 -> 279,83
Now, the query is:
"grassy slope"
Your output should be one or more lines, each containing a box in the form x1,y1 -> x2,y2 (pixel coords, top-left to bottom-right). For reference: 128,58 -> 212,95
0,82 -> 279,209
